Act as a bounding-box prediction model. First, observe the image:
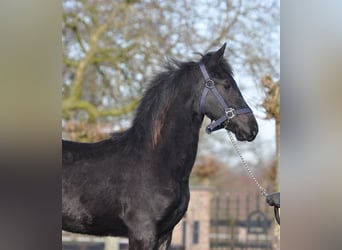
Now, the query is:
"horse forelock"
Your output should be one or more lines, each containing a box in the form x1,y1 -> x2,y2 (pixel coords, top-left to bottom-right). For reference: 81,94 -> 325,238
201,52 -> 234,76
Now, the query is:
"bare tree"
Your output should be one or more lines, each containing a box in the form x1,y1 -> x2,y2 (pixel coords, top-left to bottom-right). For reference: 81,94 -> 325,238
62,0 -> 279,125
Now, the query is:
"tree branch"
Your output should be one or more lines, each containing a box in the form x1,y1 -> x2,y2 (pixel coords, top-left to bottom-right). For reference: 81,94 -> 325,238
62,98 -> 140,122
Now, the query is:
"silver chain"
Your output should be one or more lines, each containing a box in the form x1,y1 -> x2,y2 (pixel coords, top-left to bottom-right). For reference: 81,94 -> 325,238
227,131 -> 268,197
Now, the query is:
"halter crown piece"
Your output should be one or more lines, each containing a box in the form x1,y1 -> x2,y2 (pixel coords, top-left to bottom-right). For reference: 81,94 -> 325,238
198,61 -> 253,133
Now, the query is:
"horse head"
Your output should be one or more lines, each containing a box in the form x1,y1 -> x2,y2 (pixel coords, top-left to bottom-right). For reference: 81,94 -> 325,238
195,43 -> 258,141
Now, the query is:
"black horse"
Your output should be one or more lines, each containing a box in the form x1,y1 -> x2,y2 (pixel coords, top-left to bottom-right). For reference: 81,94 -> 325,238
62,43 -> 258,249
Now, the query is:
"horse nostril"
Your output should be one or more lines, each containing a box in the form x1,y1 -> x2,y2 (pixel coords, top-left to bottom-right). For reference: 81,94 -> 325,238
252,124 -> 258,136
247,126 -> 258,141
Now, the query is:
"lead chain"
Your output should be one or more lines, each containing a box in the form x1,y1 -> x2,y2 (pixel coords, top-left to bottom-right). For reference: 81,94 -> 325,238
227,131 -> 268,197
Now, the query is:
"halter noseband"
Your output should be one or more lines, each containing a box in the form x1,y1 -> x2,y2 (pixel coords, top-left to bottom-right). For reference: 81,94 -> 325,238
199,61 -> 252,134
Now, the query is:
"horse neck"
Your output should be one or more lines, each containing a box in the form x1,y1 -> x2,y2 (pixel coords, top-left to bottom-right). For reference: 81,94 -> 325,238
133,84 -> 203,169
155,92 -> 203,149
149,92 -> 203,180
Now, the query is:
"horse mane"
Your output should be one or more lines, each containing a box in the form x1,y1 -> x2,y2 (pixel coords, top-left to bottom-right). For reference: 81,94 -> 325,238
132,58 -> 198,148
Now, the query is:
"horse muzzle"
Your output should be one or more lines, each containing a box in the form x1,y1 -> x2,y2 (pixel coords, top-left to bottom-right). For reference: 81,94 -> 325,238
225,119 -> 258,142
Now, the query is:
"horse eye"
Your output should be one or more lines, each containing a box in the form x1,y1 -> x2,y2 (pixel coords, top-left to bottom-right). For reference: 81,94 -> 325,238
211,72 -> 219,78
223,79 -> 231,89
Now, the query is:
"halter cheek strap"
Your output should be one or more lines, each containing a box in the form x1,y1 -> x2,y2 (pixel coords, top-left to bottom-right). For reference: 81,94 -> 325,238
198,61 -> 252,134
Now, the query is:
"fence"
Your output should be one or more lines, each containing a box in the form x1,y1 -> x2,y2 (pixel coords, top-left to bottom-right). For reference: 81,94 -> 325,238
210,192 -> 275,250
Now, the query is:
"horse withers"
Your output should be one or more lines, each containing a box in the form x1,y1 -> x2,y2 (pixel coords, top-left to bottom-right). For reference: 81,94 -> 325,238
62,43 -> 258,249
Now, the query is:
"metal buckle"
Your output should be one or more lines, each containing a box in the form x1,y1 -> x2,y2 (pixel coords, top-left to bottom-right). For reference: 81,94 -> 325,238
205,79 -> 215,88
225,108 -> 235,119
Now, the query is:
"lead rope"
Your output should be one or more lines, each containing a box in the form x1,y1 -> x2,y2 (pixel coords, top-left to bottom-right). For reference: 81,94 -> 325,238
227,131 -> 268,197
227,131 -> 281,225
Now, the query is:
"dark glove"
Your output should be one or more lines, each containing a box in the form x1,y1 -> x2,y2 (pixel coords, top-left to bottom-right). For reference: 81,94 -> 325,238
266,192 -> 280,208
266,192 -> 280,225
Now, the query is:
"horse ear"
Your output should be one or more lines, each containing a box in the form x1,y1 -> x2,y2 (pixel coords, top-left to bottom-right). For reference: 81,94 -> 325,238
211,43 -> 226,62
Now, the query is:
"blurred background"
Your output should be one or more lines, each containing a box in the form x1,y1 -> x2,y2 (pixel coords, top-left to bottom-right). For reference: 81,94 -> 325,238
61,0 -> 279,249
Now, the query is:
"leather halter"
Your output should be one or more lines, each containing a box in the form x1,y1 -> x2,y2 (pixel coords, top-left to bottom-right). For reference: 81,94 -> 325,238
198,61 -> 252,134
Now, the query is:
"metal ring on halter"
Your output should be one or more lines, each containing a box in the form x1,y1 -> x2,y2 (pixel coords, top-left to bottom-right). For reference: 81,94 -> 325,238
225,108 -> 236,119
205,79 -> 215,88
